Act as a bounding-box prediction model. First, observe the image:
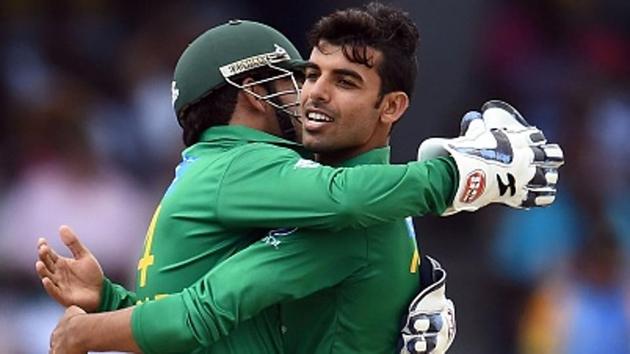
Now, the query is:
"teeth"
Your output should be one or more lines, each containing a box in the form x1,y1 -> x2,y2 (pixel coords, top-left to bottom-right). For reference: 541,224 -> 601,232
307,112 -> 333,122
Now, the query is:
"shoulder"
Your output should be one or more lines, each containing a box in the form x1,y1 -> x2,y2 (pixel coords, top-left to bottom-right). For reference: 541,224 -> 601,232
226,142 -> 311,170
234,142 -> 302,158
215,142 -> 313,185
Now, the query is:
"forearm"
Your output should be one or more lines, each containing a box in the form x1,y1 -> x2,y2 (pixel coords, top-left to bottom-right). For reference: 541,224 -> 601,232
219,150 -> 457,230
131,294 -> 201,353
72,307 -> 141,352
130,234 -> 361,351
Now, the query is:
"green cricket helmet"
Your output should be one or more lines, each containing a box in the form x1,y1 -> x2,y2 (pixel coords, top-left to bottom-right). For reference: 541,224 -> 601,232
172,20 -> 306,120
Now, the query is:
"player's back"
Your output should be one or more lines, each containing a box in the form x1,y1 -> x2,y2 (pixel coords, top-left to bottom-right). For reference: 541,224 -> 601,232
136,131 -> 264,300
135,126 -> 297,353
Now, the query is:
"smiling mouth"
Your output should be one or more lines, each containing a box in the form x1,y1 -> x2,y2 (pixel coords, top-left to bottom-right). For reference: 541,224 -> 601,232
306,111 -> 334,123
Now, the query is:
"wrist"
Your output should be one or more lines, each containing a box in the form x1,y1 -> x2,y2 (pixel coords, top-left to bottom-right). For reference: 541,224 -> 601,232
68,314 -> 90,351
87,278 -> 105,313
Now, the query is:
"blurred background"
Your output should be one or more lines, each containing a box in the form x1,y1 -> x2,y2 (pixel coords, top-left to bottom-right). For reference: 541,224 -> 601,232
0,0 -> 628,353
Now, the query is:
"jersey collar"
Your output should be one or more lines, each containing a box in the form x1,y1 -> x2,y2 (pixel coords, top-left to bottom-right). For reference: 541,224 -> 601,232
197,125 -> 302,148
337,147 -> 391,167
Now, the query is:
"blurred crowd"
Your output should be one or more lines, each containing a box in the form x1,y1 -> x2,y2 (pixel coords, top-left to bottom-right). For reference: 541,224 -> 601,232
0,0 -> 628,353
476,1 -> 630,353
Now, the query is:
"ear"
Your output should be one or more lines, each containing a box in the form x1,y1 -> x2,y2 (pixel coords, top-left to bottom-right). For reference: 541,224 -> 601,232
240,77 -> 268,113
379,91 -> 409,125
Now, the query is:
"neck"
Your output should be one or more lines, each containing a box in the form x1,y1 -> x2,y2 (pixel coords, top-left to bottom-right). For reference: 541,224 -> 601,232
228,81 -> 299,139
316,126 -> 392,165
230,105 -> 281,137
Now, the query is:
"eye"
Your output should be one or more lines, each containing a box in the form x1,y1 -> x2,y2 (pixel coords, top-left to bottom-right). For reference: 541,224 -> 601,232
338,78 -> 357,88
304,70 -> 320,81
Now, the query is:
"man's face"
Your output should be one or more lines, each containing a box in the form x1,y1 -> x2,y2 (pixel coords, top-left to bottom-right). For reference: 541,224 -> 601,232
300,40 -> 385,159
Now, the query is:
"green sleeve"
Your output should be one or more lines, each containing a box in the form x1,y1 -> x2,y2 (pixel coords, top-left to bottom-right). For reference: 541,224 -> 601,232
442,156 -> 458,202
217,144 -> 456,231
98,278 -> 138,312
131,296 -> 196,354
131,231 -> 364,351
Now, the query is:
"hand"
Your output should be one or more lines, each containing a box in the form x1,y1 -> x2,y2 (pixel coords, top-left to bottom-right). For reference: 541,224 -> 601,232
399,256 -> 455,354
50,305 -> 87,354
36,225 -> 104,312
418,100 -> 564,215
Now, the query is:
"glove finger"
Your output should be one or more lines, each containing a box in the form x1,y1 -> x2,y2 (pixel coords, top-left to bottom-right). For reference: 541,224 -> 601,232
522,187 -> 556,208
527,129 -> 547,145
462,114 -> 487,139
482,100 -> 532,130
531,144 -> 564,167
459,111 -> 482,136
528,167 -> 558,187
407,314 -> 431,333
402,335 -> 430,354
541,143 -> 564,166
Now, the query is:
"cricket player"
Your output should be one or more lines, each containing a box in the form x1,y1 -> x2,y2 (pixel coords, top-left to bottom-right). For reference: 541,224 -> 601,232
38,6 -> 563,354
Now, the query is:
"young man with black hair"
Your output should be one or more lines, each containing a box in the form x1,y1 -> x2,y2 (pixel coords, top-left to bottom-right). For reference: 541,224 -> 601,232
39,4 -> 562,354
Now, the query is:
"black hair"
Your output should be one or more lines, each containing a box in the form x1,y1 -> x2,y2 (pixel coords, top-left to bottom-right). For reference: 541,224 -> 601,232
308,2 -> 419,101
178,85 -> 238,147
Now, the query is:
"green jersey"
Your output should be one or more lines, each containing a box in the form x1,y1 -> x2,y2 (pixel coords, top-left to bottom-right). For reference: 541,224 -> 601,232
280,148 -> 423,353
100,124 -> 456,353
135,147 -> 428,354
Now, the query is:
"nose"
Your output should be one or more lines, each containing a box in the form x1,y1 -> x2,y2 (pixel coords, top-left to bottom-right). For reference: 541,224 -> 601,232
303,76 -> 330,104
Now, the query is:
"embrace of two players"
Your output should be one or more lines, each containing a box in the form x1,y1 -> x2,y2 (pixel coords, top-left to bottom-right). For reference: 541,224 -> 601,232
35,3 -> 564,354
37,101 -> 564,354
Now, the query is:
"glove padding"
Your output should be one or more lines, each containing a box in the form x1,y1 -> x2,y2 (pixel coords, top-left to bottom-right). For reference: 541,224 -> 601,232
418,100 -> 564,215
399,256 -> 456,354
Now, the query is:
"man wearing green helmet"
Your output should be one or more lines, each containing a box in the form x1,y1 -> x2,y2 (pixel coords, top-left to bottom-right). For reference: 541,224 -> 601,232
172,19 -> 306,143
39,4 -> 563,354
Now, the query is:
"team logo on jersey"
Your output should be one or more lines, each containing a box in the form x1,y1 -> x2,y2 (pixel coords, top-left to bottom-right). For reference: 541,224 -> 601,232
261,227 -> 298,249
294,159 -> 321,169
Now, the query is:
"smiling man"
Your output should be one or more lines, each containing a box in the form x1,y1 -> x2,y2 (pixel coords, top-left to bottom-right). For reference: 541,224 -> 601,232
39,3 -> 563,354
276,6 -> 451,352
301,43 -> 405,164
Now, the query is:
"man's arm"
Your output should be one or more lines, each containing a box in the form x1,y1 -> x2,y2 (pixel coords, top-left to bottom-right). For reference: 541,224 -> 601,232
129,230 -> 368,353
58,230 -> 366,353
50,306 -> 140,353
217,147 -> 457,231
217,102 -> 562,230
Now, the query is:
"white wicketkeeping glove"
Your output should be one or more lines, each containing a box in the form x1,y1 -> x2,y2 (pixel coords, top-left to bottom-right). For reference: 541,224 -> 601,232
399,256 -> 456,354
418,100 -> 564,215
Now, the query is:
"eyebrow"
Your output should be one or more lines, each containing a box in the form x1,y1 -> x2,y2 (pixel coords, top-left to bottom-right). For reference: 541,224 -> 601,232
305,62 -> 364,81
332,68 -> 363,83
304,62 -> 319,71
